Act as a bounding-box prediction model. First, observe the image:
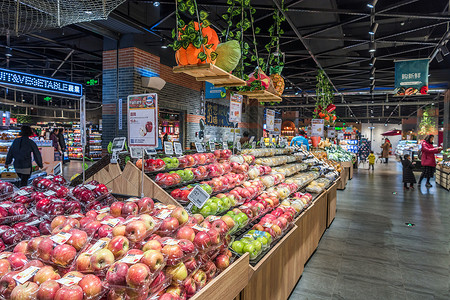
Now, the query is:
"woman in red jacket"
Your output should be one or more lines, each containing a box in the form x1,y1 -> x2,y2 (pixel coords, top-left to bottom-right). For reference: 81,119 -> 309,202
419,135 -> 442,187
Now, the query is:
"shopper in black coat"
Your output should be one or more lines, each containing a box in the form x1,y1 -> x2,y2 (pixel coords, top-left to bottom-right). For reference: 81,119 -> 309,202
401,154 -> 416,190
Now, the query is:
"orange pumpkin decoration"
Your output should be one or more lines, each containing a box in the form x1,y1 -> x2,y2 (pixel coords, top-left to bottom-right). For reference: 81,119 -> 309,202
319,112 -> 325,118
332,115 -> 337,121
175,22 -> 219,66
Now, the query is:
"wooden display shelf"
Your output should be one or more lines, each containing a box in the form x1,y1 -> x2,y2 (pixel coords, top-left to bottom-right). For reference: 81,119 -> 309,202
239,90 -> 282,102
241,225 -> 299,300
172,63 -> 246,87
108,162 -> 181,206
326,182 -> 338,227
337,168 -> 348,190
192,253 -> 249,300
87,163 -> 122,186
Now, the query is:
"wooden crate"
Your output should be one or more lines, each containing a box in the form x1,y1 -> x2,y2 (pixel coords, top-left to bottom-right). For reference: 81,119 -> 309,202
239,90 -> 282,102
326,182 -> 338,227
172,64 -> 246,87
337,168 -> 348,190
110,162 -> 181,206
191,253 -> 250,300
240,225 -> 299,300
348,164 -> 354,179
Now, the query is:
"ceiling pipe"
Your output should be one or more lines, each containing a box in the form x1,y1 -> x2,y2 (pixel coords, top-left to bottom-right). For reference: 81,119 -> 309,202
271,100 -> 443,109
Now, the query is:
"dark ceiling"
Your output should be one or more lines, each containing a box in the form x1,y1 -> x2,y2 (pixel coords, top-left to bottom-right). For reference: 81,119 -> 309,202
0,0 -> 449,124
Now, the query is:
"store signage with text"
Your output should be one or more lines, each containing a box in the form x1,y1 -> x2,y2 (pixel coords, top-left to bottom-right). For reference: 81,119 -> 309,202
206,102 -> 232,128
394,58 -> 429,96
311,119 -> 324,137
0,68 -> 82,97
127,93 -> 158,147
266,109 -> 275,132
229,94 -> 243,123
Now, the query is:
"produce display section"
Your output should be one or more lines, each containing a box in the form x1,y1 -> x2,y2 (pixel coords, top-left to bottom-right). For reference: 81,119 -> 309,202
0,144 -> 343,300
436,163 -> 450,191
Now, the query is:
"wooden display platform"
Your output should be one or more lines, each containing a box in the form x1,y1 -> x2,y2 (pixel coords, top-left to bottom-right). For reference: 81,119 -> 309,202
436,166 -> 450,191
239,90 -> 282,102
337,168 -> 348,190
192,253 -> 249,300
326,182 -> 338,227
348,164 -> 354,179
108,162 -> 181,206
172,64 -> 246,87
86,163 -> 122,186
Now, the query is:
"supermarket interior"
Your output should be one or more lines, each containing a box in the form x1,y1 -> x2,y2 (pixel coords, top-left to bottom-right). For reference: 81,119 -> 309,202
0,0 -> 449,299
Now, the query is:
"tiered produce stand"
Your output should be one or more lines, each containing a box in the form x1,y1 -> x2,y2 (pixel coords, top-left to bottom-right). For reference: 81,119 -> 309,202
436,163 -> 450,190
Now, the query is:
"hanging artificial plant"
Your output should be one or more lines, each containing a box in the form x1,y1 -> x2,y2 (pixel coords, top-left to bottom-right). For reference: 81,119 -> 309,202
266,1 -> 286,97
418,106 -> 438,136
170,0 -> 219,65
313,69 -> 337,125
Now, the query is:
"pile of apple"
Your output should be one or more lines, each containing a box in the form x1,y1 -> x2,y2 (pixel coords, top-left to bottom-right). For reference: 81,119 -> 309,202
229,154 -> 255,165
0,218 -> 50,251
0,180 -> 16,201
247,165 -> 271,180
280,192 -> 313,213
170,184 -> 212,205
191,193 -> 237,217
252,205 -> 296,237
213,149 -> 232,160
231,230 -> 272,260
0,202 -> 28,226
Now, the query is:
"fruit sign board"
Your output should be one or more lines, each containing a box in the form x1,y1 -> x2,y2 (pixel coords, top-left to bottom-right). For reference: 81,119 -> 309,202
266,109 -> 275,132
188,185 -> 210,208
311,119 -> 324,137
127,93 -> 158,147
229,94 -> 243,123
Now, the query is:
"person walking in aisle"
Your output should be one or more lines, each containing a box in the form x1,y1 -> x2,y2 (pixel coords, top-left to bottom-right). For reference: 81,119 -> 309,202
240,131 -> 250,145
381,138 -> 391,163
418,134 -> 442,187
57,128 -> 67,164
401,154 -> 416,190
367,151 -> 376,171
290,130 -> 309,150
50,129 -> 62,161
5,126 -> 43,187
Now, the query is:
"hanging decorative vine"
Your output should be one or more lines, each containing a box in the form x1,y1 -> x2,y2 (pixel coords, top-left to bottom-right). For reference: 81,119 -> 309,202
314,69 -> 337,125
169,0 -> 219,65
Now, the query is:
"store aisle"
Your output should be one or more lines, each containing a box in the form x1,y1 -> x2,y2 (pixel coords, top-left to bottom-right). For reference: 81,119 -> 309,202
289,162 -> 450,300
62,160 -> 94,180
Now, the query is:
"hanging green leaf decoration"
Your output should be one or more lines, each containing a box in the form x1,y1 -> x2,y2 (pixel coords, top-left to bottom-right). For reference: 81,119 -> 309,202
210,52 -> 218,61
200,10 -> 208,20
179,2 -> 187,11
198,52 -> 207,61
220,91 -> 227,98
222,14 -> 229,20
181,40 -> 190,49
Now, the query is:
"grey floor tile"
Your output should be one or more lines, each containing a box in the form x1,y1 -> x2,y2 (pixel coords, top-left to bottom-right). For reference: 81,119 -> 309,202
400,266 -> 449,296
332,276 -> 407,300
290,273 -> 336,300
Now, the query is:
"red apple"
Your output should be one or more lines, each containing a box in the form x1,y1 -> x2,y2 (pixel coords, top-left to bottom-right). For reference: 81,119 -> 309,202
11,281 -> 39,300
90,249 -> 115,271
122,202 -> 139,216
34,265 -> 61,284
107,236 -> 130,259
160,217 -> 179,233
0,271 -> 18,298
7,252 -> 27,270
106,262 -> 129,286
54,285 -> 84,300
215,254 -> 230,270
125,221 -> 147,242
141,250 -> 164,272
161,244 -> 183,261
110,202 -> 124,217
142,239 -> 162,252
192,269 -> 207,289
211,219 -> 228,234
171,207 -> 189,225
0,259 -> 10,277
184,257 -> 198,273
137,197 -> 154,213
193,232 -> 211,250
66,229 -> 87,251
176,226 -> 195,242
37,280 -> 60,300
78,274 -> 103,299
125,263 -> 151,288
51,244 -> 77,267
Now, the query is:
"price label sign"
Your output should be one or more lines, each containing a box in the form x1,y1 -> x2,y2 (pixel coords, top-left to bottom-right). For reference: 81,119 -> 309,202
173,142 -> 183,156
53,162 -> 62,176
236,141 -> 242,152
260,137 -> 266,148
209,141 -> 215,151
164,142 -> 174,155
187,185 -> 210,208
130,147 -> 144,159
249,136 -> 255,143
252,141 -> 256,149
195,142 -> 204,153
145,148 -> 157,156
222,141 -> 228,149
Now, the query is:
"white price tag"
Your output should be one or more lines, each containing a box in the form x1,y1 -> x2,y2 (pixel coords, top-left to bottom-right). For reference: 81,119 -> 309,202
130,147 -> 144,159
53,162 -> 62,176
192,224 -> 209,232
236,141 -> 242,152
120,253 -> 144,264
0,253 -> 11,259
222,141 -> 228,149
56,274 -> 83,286
13,266 -> 40,284
17,190 -> 30,197
50,232 -> 72,245
84,184 -> 96,190
44,190 -> 56,197
101,218 -> 121,228
25,219 -> 41,226
95,207 -> 110,214
145,148 -> 157,156
260,137 -> 266,148
84,240 -> 108,256
187,185 -> 210,208
164,142 -> 174,155
173,142 -> 183,156
209,141 -> 215,151
155,209 -> 172,220
252,141 -> 256,149
123,217 -> 140,225
161,238 -> 179,246
195,142 -> 204,153
68,213 -> 84,219
154,203 -> 168,210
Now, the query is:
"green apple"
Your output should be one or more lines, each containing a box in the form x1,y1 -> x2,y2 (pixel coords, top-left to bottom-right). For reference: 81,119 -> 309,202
243,244 -> 258,259
208,202 -> 218,214
226,211 -> 235,217
252,240 -> 262,252
232,241 -> 244,254
183,169 -> 194,181
191,206 -> 200,214
235,213 -> 248,227
163,157 -> 172,168
170,157 -> 179,167
248,230 -> 256,235
228,195 -> 237,206
221,197 -> 231,210
256,236 -> 269,247
201,184 -> 213,195
175,170 -> 185,180
200,205 -> 212,217
240,237 -> 253,244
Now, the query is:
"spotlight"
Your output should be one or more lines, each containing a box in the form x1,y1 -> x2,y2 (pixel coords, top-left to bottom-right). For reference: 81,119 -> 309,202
436,51 -> 443,63
384,123 -> 387,127
369,57 -> 376,66
295,91 -> 299,95
367,0 -> 378,8
369,42 -> 376,53
441,45 -> 449,56
153,1 -> 160,7
369,23 -> 379,35
369,75 -> 374,80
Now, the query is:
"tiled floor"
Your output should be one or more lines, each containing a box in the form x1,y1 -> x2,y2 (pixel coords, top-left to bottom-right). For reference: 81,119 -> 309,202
289,162 -> 450,300
62,160 -> 95,180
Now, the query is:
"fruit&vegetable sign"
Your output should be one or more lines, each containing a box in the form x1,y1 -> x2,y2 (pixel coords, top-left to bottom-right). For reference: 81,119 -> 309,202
229,94 -> 243,123
127,93 -> 158,147
206,101 -> 233,128
394,58 -> 429,96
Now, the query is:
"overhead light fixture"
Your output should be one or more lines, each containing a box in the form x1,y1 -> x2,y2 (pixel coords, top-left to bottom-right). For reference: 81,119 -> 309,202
295,91 -> 299,95
369,75 -> 374,80
370,57 -> 376,66
384,123 -> 387,126
369,23 -> 379,35
85,11 -> 93,14
367,0 -> 378,9
441,45 -> 449,56
369,42 -> 376,53
400,21 -> 405,26
436,51 -> 443,63
153,1 -> 160,6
